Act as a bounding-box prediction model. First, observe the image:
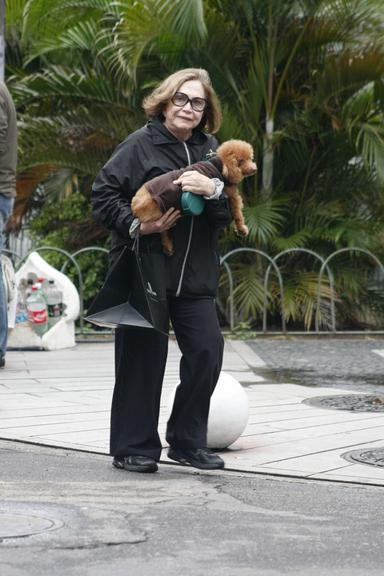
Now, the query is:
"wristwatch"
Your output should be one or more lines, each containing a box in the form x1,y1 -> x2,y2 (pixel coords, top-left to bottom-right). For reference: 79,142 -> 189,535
204,178 -> 224,200
129,217 -> 141,238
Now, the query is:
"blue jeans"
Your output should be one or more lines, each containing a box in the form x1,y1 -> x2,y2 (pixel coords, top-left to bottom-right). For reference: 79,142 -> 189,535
0,195 -> 14,358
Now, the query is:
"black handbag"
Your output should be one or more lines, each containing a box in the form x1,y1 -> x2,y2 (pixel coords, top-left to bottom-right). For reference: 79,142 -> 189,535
85,238 -> 169,336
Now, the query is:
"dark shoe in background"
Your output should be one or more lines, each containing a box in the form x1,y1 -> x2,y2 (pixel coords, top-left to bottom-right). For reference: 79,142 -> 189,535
112,455 -> 158,473
0,356 -> 5,368
168,447 -> 225,470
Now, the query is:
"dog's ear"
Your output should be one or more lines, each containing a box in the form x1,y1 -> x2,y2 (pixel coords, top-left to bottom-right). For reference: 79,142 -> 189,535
222,152 -> 243,184
222,163 -> 230,181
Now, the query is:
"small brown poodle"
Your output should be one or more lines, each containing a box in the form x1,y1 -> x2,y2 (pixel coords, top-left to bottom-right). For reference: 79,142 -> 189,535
131,139 -> 257,255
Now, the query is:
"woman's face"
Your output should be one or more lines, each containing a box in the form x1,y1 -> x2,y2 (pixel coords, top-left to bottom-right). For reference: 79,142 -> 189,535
163,80 -> 206,141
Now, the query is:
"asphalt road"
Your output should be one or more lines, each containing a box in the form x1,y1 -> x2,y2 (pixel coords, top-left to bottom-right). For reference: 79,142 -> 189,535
1,439 -> 383,576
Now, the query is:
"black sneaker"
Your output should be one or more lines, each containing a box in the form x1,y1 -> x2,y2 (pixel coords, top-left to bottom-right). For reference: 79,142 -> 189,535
0,356 -> 4,368
167,447 -> 225,470
113,455 -> 158,473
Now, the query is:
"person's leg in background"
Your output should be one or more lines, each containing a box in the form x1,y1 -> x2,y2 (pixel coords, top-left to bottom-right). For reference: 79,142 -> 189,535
0,196 -> 13,367
110,325 -> 169,472
166,297 -> 225,469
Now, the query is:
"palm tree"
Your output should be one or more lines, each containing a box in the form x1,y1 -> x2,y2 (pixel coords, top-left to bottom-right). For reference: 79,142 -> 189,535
211,0 -> 384,329
6,2 -> 126,227
6,0 -> 384,329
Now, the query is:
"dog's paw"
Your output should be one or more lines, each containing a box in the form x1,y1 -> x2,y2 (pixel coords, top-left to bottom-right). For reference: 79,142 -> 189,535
162,246 -> 174,256
235,225 -> 249,237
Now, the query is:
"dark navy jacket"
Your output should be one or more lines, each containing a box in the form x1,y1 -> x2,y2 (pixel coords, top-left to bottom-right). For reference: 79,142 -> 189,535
92,118 -> 232,297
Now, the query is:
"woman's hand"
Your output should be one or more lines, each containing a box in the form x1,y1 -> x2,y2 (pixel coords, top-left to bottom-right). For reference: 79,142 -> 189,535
139,207 -> 181,236
173,171 -> 215,197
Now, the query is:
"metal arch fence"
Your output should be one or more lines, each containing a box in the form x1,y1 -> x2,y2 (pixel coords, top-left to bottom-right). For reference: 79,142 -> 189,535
60,246 -> 109,333
4,245 -> 384,335
263,248 -> 336,333
219,246 -> 384,334
314,248 -> 384,333
220,248 -> 286,333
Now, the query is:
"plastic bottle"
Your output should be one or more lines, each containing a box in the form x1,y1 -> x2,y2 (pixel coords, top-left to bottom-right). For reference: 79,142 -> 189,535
26,285 -> 49,336
15,279 -> 29,324
25,278 -> 34,299
37,276 -> 49,296
45,279 -> 64,328
27,272 -> 38,286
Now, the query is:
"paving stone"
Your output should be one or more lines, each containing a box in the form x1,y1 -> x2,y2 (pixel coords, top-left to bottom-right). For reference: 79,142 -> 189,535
2,338 -> 384,485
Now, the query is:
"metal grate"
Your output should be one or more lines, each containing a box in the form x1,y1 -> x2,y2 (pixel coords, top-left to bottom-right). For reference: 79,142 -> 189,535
342,448 -> 384,468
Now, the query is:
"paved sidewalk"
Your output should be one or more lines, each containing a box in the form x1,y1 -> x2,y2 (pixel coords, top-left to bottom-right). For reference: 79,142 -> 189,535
1,338 -> 384,486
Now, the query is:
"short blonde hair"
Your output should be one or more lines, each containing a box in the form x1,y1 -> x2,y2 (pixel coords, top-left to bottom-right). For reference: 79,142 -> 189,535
142,68 -> 222,134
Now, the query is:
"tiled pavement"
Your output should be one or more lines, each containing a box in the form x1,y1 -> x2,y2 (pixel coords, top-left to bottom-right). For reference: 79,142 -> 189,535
1,339 -> 384,486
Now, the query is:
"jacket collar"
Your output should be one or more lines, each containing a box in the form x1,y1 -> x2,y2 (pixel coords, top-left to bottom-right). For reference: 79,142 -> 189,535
147,117 -> 209,146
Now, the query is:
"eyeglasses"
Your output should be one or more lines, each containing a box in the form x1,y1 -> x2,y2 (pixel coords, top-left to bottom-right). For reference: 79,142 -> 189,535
171,92 -> 207,112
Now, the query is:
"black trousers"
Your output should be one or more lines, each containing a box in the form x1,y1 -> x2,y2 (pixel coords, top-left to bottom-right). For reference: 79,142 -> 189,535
110,297 -> 224,461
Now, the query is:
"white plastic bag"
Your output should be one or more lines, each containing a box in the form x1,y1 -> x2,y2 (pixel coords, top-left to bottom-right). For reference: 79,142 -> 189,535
1,254 -> 17,327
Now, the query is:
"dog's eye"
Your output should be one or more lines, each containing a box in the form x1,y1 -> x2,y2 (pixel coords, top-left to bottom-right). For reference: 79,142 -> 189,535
238,159 -> 244,166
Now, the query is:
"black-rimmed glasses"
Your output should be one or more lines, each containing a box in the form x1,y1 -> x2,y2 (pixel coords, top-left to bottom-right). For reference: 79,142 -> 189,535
171,92 -> 207,112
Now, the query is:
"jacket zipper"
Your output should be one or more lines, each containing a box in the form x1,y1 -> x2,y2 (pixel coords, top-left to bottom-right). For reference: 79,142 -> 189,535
175,142 -> 194,297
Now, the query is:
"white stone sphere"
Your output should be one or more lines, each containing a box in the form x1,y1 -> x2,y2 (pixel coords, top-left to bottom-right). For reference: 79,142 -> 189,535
167,371 -> 249,449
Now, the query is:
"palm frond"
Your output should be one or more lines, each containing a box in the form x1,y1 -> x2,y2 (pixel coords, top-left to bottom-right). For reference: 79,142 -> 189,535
355,121 -> 384,182
220,260 -> 269,321
100,0 -> 207,83
343,83 -> 384,182
157,0 -> 207,43
24,19 -> 101,63
244,200 -> 286,246
316,47 -> 384,105
6,0 -> 28,30
282,271 -> 335,330
12,66 -> 128,107
22,0 -> 116,43
273,230 -> 312,251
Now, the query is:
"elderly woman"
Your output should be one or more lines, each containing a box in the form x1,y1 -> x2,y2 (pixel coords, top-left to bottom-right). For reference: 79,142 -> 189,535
92,68 -> 231,473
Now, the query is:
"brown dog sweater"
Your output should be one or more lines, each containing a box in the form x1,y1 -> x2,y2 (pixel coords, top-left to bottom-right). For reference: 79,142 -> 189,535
146,159 -> 223,213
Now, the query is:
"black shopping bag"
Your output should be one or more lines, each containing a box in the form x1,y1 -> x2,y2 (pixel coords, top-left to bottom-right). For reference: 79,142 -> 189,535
85,243 -> 169,336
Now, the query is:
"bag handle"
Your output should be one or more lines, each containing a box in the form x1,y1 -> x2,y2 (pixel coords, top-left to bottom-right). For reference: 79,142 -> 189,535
132,228 -> 140,255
